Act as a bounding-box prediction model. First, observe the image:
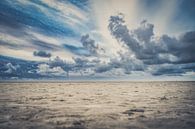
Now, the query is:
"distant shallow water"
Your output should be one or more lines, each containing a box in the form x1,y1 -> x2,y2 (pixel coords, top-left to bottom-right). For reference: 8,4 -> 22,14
0,82 -> 195,129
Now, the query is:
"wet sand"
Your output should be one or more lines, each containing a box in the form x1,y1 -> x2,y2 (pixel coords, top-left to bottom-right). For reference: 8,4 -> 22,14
0,81 -> 195,129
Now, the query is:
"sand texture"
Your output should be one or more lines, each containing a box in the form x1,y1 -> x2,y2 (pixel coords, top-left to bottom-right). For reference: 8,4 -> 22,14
0,82 -> 195,129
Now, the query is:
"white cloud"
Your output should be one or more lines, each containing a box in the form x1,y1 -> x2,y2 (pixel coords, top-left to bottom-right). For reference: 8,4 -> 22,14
5,63 -> 20,73
37,64 -> 65,76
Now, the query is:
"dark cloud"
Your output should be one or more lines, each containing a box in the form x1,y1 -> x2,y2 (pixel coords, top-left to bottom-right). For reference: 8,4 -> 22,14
33,51 -> 51,58
152,66 -> 185,76
73,57 -> 95,68
46,56 -> 100,77
94,52 -> 144,74
95,64 -> 113,73
108,13 -> 195,75
151,63 -> 195,76
108,14 -> 160,64
134,20 -> 154,43
80,34 -> 105,56
108,14 -> 140,52
175,31 -> 195,63
73,57 -> 98,75
108,14 -> 195,65
48,56 -> 74,77
107,15 -> 145,59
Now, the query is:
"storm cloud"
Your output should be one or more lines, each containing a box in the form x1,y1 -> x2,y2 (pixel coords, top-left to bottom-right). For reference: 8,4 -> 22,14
80,34 -> 104,56
108,13 -> 195,75
33,51 -> 52,58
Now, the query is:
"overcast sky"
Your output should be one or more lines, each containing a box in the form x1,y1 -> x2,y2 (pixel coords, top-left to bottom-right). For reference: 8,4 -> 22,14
0,0 -> 195,80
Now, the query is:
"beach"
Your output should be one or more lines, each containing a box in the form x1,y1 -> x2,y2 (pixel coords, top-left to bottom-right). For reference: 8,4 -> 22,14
0,81 -> 195,129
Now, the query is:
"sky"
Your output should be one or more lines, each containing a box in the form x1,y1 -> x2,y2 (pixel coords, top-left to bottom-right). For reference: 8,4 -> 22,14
0,0 -> 195,80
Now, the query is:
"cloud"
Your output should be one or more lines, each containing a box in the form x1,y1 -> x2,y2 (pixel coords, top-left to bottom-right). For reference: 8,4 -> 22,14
73,57 -> 98,76
9,0 -> 79,36
37,64 -> 65,76
0,55 -> 43,79
27,23 -> 195,78
46,56 -> 100,77
108,13 -> 195,75
151,63 -> 195,76
40,56 -> 97,77
108,13 -> 140,53
80,34 -> 105,56
33,51 -> 51,58
108,14 -> 195,64
0,0 -> 94,62
48,56 -> 74,77
1,0 -> 195,80
95,63 -> 112,73
173,31 -> 195,63
5,63 -> 20,74
0,55 -> 78,79
133,20 -> 154,43
73,57 -> 96,69
94,51 -> 144,75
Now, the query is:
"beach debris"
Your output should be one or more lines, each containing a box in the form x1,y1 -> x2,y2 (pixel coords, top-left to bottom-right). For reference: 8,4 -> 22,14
160,96 -> 168,100
123,108 -> 145,116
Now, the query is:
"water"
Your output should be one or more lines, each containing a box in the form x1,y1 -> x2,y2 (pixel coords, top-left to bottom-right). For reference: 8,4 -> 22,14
0,82 -> 195,129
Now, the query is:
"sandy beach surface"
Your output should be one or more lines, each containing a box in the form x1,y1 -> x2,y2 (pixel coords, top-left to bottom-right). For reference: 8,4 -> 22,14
0,81 -> 195,129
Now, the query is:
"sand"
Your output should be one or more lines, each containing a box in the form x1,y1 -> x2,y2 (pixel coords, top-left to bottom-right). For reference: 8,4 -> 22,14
0,81 -> 195,129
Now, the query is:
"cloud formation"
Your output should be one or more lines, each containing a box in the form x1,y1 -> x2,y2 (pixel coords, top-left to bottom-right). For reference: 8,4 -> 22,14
80,34 -> 104,56
37,64 -> 65,76
33,51 -> 51,58
5,63 -> 20,74
0,0 -> 195,80
108,13 -> 195,75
